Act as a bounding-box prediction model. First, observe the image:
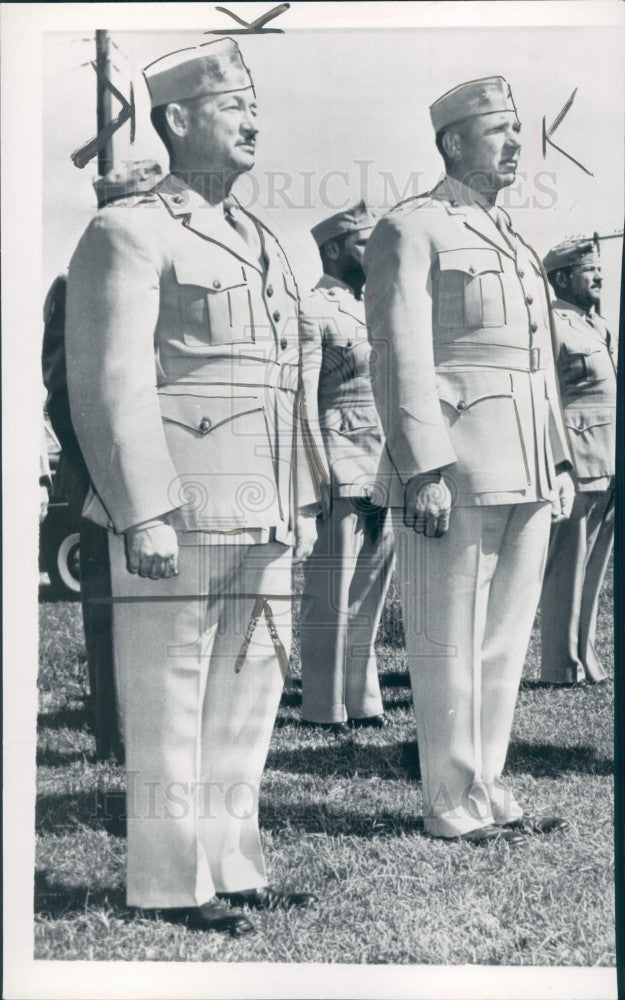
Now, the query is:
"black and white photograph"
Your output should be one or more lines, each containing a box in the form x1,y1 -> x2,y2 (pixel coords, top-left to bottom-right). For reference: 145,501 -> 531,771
2,2 -> 622,998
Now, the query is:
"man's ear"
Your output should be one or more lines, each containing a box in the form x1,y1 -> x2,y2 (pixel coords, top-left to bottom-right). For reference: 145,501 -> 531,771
165,102 -> 189,141
554,270 -> 568,292
325,239 -> 340,261
441,129 -> 462,163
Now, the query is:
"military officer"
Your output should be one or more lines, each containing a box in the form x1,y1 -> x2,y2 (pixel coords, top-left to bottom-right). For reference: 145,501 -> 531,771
299,202 -> 394,731
42,159 -> 163,764
364,77 -> 574,844
540,237 -> 617,684
66,38 -> 328,936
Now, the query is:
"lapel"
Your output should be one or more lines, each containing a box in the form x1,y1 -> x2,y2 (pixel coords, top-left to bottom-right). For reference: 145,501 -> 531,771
435,177 -> 516,260
155,174 -> 264,273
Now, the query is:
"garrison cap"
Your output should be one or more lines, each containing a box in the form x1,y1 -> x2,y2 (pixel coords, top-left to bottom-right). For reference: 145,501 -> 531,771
311,200 -> 378,248
430,76 -> 517,133
143,37 -> 254,109
93,160 -> 163,208
543,236 -> 601,274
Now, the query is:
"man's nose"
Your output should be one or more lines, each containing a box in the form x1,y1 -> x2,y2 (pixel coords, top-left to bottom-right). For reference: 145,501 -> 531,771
507,131 -> 521,151
242,115 -> 259,136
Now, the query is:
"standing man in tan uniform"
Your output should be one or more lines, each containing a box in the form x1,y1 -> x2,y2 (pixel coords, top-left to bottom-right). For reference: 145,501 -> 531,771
66,38 -> 327,936
364,77 -> 574,844
299,203 -> 394,732
540,237 -> 617,684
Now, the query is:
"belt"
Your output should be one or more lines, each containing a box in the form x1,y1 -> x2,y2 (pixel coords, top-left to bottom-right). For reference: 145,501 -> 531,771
158,357 -> 299,393
319,393 -> 376,409
435,342 -> 545,372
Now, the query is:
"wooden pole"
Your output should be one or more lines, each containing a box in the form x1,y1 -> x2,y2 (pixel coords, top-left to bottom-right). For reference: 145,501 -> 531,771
95,29 -> 113,177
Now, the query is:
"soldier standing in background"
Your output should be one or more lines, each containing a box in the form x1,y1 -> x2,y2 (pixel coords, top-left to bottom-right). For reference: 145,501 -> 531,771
299,203 -> 394,732
540,237 -> 617,684
42,159 -> 163,763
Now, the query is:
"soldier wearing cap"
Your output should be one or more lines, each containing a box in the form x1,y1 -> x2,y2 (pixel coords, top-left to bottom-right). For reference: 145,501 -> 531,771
539,237 -> 616,684
364,76 -> 574,844
65,38 -> 328,935
42,159 -> 163,764
298,202 -> 394,732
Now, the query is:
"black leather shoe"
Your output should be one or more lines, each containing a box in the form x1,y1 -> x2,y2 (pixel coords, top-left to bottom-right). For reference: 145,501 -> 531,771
192,898 -> 255,937
302,720 -> 351,734
501,814 -> 569,835
349,714 -> 387,729
459,823 -> 526,846
220,886 -> 318,911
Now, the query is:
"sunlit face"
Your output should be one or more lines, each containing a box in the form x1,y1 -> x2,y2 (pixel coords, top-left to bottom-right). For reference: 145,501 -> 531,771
565,262 -> 603,311
456,111 -> 522,192
182,89 -> 259,175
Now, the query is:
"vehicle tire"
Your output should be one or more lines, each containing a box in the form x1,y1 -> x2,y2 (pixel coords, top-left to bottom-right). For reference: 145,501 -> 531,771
41,508 -> 82,597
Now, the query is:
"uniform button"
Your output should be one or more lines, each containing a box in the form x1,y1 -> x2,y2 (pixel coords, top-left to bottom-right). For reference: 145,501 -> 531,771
272,310 -> 281,322
328,289 -> 336,296
213,279 -> 221,289
530,322 -> 538,333
280,338 -> 288,350
199,417 -> 211,433
346,340 -> 353,347
469,266 -> 476,275
457,400 -> 467,411
518,269 -> 525,278
525,295 -> 533,305
266,285 -> 273,297
450,200 -> 458,207
172,195 -> 184,205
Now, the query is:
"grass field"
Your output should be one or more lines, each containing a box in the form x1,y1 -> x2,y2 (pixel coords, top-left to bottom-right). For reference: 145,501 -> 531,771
35,564 -> 615,965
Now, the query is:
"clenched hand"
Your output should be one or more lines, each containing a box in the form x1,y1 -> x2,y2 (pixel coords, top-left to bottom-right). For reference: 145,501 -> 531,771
404,474 -> 452,537
551,469 -> 575,522
124,521 -> 179,579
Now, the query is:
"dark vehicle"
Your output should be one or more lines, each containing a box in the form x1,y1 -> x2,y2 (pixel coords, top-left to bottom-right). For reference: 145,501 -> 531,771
40,417 -> 82,597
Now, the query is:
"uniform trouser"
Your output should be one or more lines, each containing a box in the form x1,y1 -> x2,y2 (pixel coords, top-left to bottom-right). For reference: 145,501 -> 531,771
392,501 -> 551,837
108,535 -> 291,909
540,489 -> 614,684
299,498 -> 394,723
80,518 -> 123,762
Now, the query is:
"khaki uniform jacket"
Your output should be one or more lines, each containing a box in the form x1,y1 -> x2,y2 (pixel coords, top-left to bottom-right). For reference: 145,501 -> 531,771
301,275 -> 385,499
66,174 -> 328,545
551,299 -> 617,489
363,176 -> 572,507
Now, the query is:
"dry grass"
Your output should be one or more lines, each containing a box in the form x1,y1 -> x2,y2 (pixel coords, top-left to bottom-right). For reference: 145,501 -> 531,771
35,562 -> 615,964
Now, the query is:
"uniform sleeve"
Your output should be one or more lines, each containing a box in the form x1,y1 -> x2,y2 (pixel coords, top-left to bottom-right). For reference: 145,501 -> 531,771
364,213 -> 456,480
65,211 -> 180,533
294,303 -> 330,513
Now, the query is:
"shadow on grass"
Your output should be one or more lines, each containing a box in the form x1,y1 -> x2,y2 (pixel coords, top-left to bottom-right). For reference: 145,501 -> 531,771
36,790 -> 126,836
267,740 -> 421,780
35,870 -> 126,919
259,800 -> 425,837
37,747 -> 97,766
506,740 -> 612,777
38,706 -> 91,731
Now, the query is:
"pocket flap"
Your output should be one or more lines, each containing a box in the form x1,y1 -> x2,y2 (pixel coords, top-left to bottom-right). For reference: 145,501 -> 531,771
564,408 -> 613,433
173,256 -> 247,292
159,393 -> 262,434
436,369 -> 513,413
438,247 -> 502,276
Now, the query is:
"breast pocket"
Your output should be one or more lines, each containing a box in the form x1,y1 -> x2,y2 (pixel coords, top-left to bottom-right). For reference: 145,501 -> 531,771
437,247 -> 505,329
173,257 -> 255,348
158,392 -> 282,529
564,345 -> 612,385
436,369 -> 529,494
